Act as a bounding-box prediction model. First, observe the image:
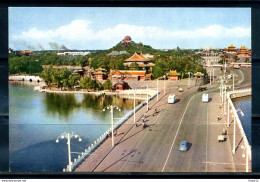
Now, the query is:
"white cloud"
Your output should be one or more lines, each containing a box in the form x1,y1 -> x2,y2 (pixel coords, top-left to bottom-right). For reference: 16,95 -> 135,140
11,19 -> 251,50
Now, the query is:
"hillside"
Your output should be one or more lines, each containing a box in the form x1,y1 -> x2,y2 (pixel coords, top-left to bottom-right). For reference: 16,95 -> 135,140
109,41 -> 155,54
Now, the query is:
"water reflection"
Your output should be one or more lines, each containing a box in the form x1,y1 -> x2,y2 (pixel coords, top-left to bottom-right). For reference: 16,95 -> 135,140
45,93 -> 142,120
45,93 -> 80,118
233,96 -> 251,145
9,83 -> 142,172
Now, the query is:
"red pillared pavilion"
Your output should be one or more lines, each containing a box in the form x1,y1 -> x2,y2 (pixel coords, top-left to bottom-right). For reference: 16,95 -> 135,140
167,70 -> 180,81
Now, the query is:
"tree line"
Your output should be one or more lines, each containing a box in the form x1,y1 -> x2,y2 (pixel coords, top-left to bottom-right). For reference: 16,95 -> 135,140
41,68 -> 113,91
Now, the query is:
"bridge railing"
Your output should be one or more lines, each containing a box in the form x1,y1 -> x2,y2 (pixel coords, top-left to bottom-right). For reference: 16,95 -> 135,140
227,88 -> 251,161
67,89 -> 159,172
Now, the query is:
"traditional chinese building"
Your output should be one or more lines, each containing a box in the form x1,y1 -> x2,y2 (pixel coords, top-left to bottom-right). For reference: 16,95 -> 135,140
167,70 -> 180,81
109,70 -> 151,81
223,47 -> 228,52
238,46 -> 248,56
228,44 -> 236,53
92,68 -> 107,80
124,52 -> 151,67
20,50 -> 35,56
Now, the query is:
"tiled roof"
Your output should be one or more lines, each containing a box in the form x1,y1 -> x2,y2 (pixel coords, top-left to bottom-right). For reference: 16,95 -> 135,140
110,70 -> 146,76
169,70 -> 180,76
194,72 -> 204,76
20,50 -> 34,54
125,53 -> 150,62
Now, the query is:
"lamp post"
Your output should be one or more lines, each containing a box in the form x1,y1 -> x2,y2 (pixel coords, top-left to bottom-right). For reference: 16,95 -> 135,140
103,105 -> 121,147
232,114 -> 236,154
187,72 -> 192,89
157,79 -> 159,101
213,68 -> 215,82
56,132 -> 82,172
233,109 -> 244,154
210,69 -> 211,85
227,98 -> 230,127
164,75 -> 166,95
147,84 -> 149,111
221,79 -> 224,103
241,145 -> 249,172
134,89 -> 136,124
224,60 -> 226,78
224,85 -> 227,115
233,74 -> 235,91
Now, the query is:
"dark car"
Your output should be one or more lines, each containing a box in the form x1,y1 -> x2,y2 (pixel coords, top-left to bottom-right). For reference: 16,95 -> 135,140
198,87 -> 207,92
179,141 -> 189,152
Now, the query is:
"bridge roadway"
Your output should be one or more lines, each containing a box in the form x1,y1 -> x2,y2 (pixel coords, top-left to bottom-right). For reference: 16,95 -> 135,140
75,67 -> 250,172
75,89 -> 234,172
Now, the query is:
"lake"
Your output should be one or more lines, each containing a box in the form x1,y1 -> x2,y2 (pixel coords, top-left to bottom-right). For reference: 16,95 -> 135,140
232,96 -> 251,145
9,82 -> 141,172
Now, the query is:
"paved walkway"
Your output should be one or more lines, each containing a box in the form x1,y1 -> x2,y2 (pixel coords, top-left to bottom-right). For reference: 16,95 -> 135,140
74,88 -> 169,172
74,78 -> 251,172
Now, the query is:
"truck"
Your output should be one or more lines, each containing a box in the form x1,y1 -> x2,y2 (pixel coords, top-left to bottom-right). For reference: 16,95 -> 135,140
202,93 -> 209,103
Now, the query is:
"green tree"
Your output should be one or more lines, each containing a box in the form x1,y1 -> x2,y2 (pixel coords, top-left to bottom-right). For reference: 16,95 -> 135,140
103,79 -> 113,90
68,74 -> 80,89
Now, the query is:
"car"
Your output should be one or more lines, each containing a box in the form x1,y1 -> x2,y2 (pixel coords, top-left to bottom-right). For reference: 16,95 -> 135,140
198,87 -> 207,92
227,75 -> 232,79
178,88 -> 184,92
168,94 -> 176,104
179,141 -> 189,152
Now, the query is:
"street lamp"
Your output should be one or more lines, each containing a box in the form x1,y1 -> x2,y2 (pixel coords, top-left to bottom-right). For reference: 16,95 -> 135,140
103,105 -> 121,147
133,89 -> 136,124
147,84 -> 149,111
210,69 -> 212,85
157,79 -> 159,101
212,68 -> 215,82
233,74 -> 235,91
241,145 -> 249,172
224,85 -> 227,115
233,109 -> 245,154
164,75 -> 166,95
56,132 -> 82,172
187,72 -> 192,89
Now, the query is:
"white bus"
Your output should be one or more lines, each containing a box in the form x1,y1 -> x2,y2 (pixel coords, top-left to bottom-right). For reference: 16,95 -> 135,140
168,94 -> 176,104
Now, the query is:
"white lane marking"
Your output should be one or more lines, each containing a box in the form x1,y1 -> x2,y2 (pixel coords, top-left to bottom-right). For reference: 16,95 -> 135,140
161,94 -> 196,172
238,70 -> 244,84
203,162 -> 246,165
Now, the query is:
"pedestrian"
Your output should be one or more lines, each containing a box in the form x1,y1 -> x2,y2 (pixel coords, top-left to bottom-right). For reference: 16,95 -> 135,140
153,108 -> 158,116
217,115 -> 221,121
144,113 -> 147,118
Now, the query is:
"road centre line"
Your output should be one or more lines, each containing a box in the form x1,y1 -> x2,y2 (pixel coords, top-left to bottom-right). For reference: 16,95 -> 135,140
161,93 -> 196,172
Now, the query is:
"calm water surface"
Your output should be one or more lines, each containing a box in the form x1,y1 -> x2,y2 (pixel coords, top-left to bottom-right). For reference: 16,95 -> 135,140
9,82 -> 141,172
233,96 -> 251,145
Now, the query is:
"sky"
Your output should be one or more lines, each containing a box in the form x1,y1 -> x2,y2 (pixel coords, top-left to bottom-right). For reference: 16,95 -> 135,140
9,7 -> 251,50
